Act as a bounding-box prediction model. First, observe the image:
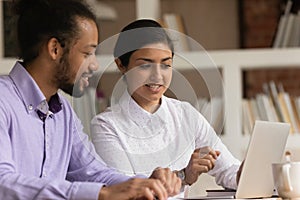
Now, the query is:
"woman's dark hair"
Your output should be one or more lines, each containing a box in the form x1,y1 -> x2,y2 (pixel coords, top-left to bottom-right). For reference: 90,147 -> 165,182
113,19 -> 174,67
13,0 -> 98,63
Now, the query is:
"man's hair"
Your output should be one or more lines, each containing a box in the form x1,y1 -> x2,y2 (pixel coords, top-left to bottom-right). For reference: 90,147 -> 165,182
114,19 -> 174,67
13,0 -> 98,63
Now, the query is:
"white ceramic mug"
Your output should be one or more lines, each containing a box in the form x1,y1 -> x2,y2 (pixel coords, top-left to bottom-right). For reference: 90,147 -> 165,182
272,162 -> 300,199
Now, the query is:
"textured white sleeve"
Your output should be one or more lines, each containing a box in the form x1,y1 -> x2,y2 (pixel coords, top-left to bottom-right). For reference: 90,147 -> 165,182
191,104 -> 241,189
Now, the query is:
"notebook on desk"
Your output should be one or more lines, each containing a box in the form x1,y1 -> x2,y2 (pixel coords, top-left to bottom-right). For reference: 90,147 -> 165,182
181,120 -> 290,200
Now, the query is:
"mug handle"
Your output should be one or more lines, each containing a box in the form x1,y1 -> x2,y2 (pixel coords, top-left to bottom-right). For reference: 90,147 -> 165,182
282,163 -> 293,192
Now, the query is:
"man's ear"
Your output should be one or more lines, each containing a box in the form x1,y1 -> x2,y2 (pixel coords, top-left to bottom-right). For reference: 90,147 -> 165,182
115,58 -> 127,74
48,38 -> 62,60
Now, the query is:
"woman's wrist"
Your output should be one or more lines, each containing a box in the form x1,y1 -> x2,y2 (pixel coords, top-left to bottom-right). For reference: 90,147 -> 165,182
175,168 -> 190,186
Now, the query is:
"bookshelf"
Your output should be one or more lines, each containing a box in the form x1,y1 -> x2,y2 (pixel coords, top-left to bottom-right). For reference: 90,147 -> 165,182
1,49 -> 300,161
209,48 -> 300,159
1,49 -> 300,197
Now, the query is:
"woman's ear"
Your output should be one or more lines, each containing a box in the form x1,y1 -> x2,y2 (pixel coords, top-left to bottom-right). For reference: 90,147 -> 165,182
48,38 -> 62,60
115,58 -> 127,74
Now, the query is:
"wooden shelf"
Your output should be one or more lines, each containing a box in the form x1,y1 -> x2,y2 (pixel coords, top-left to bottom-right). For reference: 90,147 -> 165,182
2,48 -> 300,160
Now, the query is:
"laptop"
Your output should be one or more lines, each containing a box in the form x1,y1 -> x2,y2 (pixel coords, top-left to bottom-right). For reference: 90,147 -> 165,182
235,120 -> 290,199
181,120 -> 290,199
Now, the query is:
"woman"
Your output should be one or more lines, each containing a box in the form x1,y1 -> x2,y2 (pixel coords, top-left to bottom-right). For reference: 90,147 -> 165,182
91,19 -> 241,195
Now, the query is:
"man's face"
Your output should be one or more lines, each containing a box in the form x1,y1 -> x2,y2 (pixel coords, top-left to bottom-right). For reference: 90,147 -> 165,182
56,18 -> 99,97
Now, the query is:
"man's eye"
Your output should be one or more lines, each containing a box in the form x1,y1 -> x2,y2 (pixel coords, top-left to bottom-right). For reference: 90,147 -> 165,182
83,52 -> 94,57
161,63 -> 171,69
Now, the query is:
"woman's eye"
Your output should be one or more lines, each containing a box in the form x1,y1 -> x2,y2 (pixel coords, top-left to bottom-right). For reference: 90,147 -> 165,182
139,64 -> 152,69
138,63 -> 172,69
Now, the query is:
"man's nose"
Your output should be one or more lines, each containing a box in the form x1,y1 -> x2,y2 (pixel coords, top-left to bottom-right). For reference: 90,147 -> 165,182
89,55 -> 99,71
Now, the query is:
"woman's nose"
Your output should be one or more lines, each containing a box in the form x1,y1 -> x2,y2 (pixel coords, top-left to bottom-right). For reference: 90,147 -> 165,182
149,64 -> 163,81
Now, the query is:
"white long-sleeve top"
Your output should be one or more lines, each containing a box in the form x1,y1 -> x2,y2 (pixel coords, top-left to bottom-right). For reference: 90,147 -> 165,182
91,91 -> 241,190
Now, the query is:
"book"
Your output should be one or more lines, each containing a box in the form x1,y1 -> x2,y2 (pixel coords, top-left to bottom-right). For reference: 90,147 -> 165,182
162,13 -> 190,52
281,13 -> 296,47
249,98 -> 261,122
200,97 -> 224,135
273,0 -> 293,48
255,94 -> 269,121
269,81 -> 284,122
282,92 -> 300,133
278,92 -> 294,133
242,99 -> 252,135
261,93 -> 279,122
287,11 -> 300,47
294,96 -> 300,121
290,96 -> 300,132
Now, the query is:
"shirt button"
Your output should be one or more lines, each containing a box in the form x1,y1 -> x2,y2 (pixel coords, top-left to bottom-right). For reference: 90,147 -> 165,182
28,104 -> 33,110
43,172 -> 47,177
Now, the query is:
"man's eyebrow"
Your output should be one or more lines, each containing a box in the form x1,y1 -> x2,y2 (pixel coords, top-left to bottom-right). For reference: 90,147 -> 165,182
84,44 -> 98,49
161,57 -> 172,62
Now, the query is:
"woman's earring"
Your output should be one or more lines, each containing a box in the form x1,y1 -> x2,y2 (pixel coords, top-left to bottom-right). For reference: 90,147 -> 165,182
122,73 -> 127,82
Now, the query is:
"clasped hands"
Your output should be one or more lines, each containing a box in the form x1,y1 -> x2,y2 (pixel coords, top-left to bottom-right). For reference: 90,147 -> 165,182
98,146 -> 220,200
98,167 -> 181,200
184,146 -> 220,185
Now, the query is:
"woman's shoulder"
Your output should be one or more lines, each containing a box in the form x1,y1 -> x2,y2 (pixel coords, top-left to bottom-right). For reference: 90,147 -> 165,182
163,96 -> 196,110
91,104 -> 123,125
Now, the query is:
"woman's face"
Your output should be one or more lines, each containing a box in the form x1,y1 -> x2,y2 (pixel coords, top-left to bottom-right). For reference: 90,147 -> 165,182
123,43 -> 173,109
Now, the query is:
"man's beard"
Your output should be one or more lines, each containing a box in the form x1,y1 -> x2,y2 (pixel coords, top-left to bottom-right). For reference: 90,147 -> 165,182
61,81 -> 84,98
55,55 -> 85,98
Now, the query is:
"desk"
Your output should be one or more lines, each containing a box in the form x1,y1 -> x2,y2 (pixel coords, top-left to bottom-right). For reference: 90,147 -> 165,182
177,197 -> 281,200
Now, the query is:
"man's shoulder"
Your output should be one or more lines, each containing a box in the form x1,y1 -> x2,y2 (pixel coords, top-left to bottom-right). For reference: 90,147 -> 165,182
0,75 -> 16,96
0,74 -> 12,85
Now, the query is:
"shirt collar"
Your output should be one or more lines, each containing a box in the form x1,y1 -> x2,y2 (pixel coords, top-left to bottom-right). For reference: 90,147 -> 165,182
9,61 -> 62,114
120,90 -> 167,127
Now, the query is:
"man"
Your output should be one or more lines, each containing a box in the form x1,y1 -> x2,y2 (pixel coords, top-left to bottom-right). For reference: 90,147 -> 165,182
0,0 -> 181,199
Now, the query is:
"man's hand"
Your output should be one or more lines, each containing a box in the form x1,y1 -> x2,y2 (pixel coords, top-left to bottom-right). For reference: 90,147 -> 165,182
98,178 -> 168,200
184,146 -> 220,185
149,167 -> 181,197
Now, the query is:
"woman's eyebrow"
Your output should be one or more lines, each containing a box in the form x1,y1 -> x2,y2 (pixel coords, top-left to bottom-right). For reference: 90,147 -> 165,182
136,57 -> 172,62
136,58 -> 153,62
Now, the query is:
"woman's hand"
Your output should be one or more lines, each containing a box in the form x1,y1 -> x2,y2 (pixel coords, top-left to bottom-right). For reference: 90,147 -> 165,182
184,146 -> 221,185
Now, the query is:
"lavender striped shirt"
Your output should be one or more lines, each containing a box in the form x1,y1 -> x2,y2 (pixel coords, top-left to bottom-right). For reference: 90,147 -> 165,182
0,62 -> 131,200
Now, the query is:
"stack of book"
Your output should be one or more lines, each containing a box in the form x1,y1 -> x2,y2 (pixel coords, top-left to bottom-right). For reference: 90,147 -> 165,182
162,13 -> 191,52
242,81 -> 300,134
273,0 -> 300,48
195,97 -> 224,135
